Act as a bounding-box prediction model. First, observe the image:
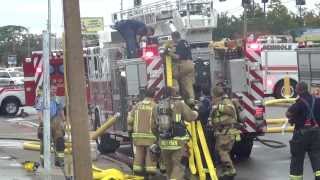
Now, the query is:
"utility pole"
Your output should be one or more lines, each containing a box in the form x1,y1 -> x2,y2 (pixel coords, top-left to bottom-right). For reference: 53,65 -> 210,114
42,0 -> 52,179
62,0 -> 93,179
243,4 -> 248,40
263,2 -> 266,18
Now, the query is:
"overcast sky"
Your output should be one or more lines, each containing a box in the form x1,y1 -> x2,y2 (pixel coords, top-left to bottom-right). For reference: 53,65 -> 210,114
0,0 -> 318,35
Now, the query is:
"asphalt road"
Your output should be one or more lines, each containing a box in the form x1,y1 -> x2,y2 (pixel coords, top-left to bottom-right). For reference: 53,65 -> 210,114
0,106 -> 316,180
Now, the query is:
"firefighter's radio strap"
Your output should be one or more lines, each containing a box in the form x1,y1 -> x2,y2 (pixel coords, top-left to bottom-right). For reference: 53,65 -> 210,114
300,96 -> 319,128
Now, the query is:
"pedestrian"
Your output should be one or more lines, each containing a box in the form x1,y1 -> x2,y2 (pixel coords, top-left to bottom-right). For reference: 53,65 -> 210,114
286,81 -> 320,180
111,19 -> 155,59
127,89 -> 158,178
210,86 -> 240,180
168,31 -> 195,106
157,84 -> 198,180
36,83 -> 65,167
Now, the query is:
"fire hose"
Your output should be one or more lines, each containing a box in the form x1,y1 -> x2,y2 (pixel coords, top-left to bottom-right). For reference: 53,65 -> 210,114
254,137 -> 287,149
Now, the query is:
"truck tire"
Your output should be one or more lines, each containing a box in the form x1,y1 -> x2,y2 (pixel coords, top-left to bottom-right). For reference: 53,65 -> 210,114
231,136 -> 254,160
93,109 -> 102,146
1,97 -> 20,116
274,80 -> 297,99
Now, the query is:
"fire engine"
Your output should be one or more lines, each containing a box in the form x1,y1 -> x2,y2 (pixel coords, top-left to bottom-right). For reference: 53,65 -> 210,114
246,35 -> 299,99
23,0 -> 269,159
111,0 -> 268,158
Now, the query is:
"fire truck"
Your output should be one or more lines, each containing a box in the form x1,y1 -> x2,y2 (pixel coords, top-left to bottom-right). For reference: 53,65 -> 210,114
111,0 -> 269,158
23,0 -> 268,159
245,35 -> 299,99
296,47 -> 320,97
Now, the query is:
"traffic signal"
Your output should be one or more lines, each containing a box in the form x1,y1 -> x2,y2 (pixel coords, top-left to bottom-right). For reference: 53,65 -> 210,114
134,0 -> 142,7
262,0 -> 268,3
296,0 -> 306,5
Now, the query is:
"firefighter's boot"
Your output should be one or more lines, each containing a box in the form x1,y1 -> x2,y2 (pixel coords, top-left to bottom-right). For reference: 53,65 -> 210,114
55,153 -> 64,167
54,137 -> 65,167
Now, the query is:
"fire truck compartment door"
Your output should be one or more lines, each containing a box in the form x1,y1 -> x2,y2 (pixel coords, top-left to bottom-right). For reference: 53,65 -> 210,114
297,49 -> 320,89
125,59 -> 147,96
229,59 -> 247,92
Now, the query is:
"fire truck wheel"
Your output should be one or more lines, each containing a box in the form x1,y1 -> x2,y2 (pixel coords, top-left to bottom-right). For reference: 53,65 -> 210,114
231,136 -> 253,160
274,80 -> 297,99
1,97 -> 20,117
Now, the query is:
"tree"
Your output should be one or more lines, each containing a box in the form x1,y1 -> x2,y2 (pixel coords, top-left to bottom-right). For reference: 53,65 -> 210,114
266,0 -> 298,34
212,13 -> 242,40
0,25 -> 41,66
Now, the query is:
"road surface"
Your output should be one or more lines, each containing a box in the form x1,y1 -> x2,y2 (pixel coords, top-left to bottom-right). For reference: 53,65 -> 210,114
0,106 -> 315,180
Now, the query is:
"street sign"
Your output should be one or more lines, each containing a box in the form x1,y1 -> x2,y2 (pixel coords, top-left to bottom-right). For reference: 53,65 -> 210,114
81,17 -> 104,33
8,55 -> 17,65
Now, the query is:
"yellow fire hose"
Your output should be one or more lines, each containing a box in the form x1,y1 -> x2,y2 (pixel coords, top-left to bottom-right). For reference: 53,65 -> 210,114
283,76 -> 291,98
267,126 -> 294,133
23,114 -> 120,152
266,118 -> 288,125
90,113 -> 120,140
264,98 -> 296,106
92,165 -> 144,180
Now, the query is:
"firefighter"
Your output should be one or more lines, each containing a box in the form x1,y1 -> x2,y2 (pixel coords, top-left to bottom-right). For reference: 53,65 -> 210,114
36,83 -> 65,167
127,89 -> 158,177
111,19 -> 155,59
157,84 -> 198,180
209,86 -> 240,180
286,82 -> 320,180
168,31 -> 195,106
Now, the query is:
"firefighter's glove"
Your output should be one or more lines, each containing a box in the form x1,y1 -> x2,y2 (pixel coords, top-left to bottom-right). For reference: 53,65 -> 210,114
149,144 -> 161,156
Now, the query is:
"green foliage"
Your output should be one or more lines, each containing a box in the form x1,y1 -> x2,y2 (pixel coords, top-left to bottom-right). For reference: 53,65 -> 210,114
213,0 -> 320,40
0,25 -> 42,66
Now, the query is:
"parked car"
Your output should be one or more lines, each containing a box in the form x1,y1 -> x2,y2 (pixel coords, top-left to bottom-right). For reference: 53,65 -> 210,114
0,70 -> 24,86
6,67 -> 23,73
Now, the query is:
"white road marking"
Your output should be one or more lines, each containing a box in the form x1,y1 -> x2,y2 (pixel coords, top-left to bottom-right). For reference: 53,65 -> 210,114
0,141 -> 23,148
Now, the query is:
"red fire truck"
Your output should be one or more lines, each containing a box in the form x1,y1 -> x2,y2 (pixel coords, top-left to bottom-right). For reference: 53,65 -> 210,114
22,38 -> 163,128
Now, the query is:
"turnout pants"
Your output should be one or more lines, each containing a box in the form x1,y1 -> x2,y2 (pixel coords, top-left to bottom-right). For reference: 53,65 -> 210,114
290,127 -> 320,180
161,148 -> 185,180
173,60 -> 195,104
133,145 -> 157,174
215,134 -> 236,177
38,115 -> 65,164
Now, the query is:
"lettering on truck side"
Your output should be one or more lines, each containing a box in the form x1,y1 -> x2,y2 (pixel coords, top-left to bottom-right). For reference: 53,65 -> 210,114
262,44 -> 292,50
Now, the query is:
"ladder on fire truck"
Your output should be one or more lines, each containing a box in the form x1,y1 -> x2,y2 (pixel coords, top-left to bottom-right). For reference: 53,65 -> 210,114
112,0 -> 217,39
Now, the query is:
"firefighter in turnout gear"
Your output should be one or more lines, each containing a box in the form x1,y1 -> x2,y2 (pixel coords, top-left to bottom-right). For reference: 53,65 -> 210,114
210,86 -> 240,180
157,84 -> 198,180
168,31 -> 195,106
36,84 -> 65,167
286,82 -> 320,180
127,89 -> 158,176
